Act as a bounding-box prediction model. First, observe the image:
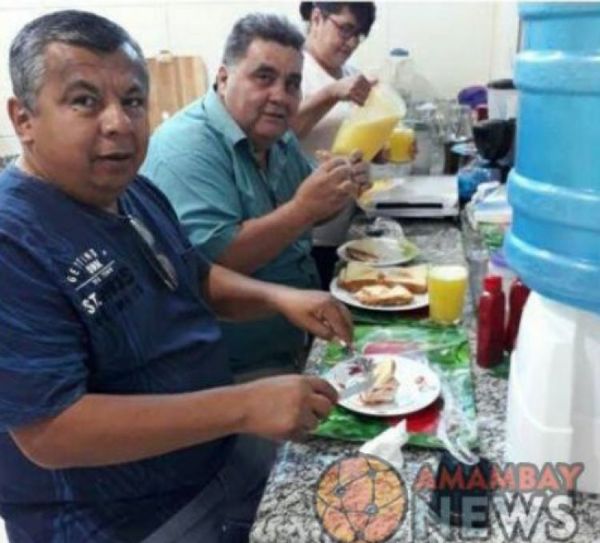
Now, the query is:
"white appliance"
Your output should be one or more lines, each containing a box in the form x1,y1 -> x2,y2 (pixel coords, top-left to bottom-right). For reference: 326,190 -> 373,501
364,175 -> 459,219
506,293 -> 600,493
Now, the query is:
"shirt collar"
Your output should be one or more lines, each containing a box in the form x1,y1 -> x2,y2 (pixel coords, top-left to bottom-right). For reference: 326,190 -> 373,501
203,87 -> 293,151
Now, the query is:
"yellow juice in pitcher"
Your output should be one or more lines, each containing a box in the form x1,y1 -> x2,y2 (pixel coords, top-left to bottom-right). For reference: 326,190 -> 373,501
332,115 -> 399,161
428,265 -> 468,325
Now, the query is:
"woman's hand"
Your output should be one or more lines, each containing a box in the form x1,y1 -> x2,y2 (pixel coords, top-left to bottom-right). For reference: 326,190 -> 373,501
331,74 -> 376,106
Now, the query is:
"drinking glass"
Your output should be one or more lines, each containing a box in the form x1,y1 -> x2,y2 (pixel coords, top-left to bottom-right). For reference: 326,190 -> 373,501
388,125 -> 415,163
428,265 -> 468,325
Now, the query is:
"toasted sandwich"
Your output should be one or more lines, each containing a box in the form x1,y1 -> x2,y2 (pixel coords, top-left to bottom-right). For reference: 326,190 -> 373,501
383,264 -> 428,294
360,358 -> 399,405
345,246 -> 379,263
354,284 -> 414,306
337,262 -> 383,292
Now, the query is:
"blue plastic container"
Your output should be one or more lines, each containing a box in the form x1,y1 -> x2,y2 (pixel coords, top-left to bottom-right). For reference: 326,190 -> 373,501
457,165 -> 492,202
504,2 -> 600,315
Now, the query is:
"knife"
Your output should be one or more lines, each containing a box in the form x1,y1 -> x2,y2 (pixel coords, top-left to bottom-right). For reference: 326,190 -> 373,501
323,365 -> 374,400
336,376 -> 374,400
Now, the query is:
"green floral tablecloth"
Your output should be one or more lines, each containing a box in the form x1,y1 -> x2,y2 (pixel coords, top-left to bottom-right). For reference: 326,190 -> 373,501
313,317 -> 478,449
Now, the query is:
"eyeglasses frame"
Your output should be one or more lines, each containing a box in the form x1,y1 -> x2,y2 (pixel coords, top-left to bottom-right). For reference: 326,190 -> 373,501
127,215 -> 179,292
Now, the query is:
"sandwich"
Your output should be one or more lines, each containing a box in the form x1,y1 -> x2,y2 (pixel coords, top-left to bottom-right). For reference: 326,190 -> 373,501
383,264 -> 428,294
345,246 -> 379,263
360,358 -> 399,405
337,262 -> 383,292
354,284 -> 413,306
337,262 -> 428,296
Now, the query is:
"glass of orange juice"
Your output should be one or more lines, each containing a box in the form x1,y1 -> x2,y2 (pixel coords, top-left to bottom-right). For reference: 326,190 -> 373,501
428,265 -> 468,325
388,125 -> 415,163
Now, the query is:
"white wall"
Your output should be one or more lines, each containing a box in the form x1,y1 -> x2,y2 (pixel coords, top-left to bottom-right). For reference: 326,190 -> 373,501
490,1 -> 519,80
0,0 -> 519,153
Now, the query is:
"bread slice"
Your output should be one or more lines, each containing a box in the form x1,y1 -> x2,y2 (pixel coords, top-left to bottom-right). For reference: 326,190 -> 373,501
345,246 -> 379,263
354,284 -> 413,306
337,262 -> 382,292
360,359 -> 398,405
383,264 -> 428,294
372,358 -> 396,388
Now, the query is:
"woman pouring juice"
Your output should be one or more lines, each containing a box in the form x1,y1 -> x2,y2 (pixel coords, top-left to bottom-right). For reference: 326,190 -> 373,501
291,2 -> 377,289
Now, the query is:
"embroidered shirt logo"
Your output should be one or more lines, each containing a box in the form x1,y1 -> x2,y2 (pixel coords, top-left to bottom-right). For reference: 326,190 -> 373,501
65,248 -> 139,317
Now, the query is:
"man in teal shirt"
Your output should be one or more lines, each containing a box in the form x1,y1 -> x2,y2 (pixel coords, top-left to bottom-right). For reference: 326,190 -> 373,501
143,13 -> 368,376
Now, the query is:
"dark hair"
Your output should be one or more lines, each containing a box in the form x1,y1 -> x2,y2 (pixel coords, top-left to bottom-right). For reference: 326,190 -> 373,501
9,10 -> 148,111
299,2 -> 376,37
222,13 -> 305,66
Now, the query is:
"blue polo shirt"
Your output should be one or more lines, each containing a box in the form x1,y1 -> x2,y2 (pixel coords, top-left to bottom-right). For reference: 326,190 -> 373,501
142,88 -> 320,374
0,166 -> 233,541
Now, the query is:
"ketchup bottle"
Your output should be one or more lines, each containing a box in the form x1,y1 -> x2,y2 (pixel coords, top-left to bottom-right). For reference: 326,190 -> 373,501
477,275 -> 505,368
504,277 -> 530,352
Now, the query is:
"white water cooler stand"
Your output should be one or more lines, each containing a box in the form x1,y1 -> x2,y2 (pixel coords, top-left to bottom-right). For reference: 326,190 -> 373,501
506,292 -> 600,494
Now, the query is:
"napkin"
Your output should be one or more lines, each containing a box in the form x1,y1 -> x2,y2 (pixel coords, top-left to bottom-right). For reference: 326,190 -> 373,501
359,420 -> 408,470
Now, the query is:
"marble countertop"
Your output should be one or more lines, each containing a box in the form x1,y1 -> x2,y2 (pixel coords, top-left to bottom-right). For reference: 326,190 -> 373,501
250,218 -> 600,543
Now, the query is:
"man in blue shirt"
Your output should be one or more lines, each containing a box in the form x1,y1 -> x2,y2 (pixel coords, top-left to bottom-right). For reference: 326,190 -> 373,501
0,11 -> 352,542
142,14 -> 369,377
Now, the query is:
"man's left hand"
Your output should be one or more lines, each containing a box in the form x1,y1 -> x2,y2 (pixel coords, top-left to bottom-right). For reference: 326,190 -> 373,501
274,288 -> 353,345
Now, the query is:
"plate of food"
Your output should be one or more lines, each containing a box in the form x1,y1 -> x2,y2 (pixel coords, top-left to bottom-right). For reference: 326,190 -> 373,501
330,262 -> 429,311
337,237 -> 419,267
326,355 -> 441,417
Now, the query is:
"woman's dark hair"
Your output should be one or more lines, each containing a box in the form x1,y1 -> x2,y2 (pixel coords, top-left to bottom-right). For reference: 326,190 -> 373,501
299,2 -> 376,37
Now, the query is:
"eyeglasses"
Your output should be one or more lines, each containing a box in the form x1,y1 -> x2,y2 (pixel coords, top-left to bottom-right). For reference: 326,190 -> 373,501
127,215 -> 179,292
325,15 -> 365,42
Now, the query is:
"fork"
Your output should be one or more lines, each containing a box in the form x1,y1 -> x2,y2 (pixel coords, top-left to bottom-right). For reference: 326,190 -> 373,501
339,340 -> 373,374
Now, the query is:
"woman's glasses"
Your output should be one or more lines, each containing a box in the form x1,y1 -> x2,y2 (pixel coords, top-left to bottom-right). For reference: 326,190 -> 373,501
326,15 -> 365,43
127,216 -> 179,292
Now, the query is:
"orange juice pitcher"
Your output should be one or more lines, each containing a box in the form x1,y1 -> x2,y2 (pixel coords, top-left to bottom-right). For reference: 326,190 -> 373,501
332,84 -> 406,162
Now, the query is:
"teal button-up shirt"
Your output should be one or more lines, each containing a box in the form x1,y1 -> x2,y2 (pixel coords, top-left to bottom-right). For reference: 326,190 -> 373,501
142,88 -> 320,373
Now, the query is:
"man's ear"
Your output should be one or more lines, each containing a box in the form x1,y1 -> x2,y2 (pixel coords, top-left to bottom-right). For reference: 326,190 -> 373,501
7,97 -> 35,145
216,65 -> 229,97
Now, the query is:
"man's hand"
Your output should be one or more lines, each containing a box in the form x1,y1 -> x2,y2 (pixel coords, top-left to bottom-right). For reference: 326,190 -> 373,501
271,287 -> 353,345
293,151 -> 369,224
293,156 -> 356,223
240,375 -> 338,441
332,74 -> 376,106
372,145 -> 391,164
316,149 -> 370,192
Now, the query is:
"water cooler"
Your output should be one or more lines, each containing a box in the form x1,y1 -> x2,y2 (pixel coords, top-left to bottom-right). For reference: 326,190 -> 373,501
505,3 -> 600,493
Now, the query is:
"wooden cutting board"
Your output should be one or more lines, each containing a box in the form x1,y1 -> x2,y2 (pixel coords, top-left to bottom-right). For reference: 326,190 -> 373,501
146,51 -> 209,132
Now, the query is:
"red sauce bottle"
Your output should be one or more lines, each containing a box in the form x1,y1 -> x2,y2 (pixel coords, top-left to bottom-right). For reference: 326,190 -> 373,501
477,275 -> 505,368
504,277 -> 530,352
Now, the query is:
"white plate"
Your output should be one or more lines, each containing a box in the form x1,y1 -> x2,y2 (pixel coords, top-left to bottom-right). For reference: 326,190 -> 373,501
326,355 -> 441,417
337,237 -> 419,267
330,280 -> 429,312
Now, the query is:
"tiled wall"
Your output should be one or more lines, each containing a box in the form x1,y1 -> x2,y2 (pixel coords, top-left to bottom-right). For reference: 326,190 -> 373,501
0,1 -> 518,157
